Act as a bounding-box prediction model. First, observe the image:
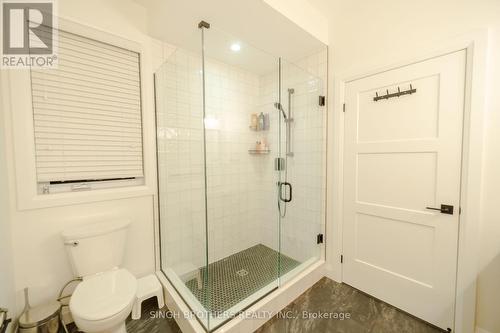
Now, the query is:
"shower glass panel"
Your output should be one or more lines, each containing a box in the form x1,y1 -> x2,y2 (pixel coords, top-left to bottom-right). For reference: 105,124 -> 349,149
154,44 -> 210,328
202,26 -> 282,329
155,23 -> 326,332
278,59 -> 326,284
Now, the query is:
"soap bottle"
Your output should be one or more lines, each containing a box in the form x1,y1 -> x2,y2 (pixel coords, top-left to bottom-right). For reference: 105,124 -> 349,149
258,112 -> 265,131
250,113 -> 258,130
264,113 -> 270,130
261,138 -> 268,150
256,139 -> 267,151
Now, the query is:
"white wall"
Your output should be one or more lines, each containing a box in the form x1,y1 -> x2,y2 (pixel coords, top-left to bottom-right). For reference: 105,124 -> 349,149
1,0 -> 158,314
0,74 -> 16,333
309,0 -> 500,332
263,0 -> 328,44
475,25 -> 500,333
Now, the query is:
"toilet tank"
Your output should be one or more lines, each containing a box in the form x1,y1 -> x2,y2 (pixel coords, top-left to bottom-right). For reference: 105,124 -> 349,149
62,220 -> 131,277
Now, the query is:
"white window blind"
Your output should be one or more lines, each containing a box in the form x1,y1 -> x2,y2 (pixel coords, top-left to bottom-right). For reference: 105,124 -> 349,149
31,28 -> 144,186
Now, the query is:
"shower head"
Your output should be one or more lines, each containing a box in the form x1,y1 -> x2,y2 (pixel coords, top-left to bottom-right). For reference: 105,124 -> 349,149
274,102 -> 287,120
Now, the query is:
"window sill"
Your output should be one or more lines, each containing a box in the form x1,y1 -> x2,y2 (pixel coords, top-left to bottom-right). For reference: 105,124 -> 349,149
17,185 -> 155,211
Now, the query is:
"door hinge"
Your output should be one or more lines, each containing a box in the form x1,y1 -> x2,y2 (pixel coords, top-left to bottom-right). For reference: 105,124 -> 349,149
459,207 -> 462,215
343,103 -> 346,112
319,95 -> 326,106
317,233 -> 324,244
340,255 -> 344,264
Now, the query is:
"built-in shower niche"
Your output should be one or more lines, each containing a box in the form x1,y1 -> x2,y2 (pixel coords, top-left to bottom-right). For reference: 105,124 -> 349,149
155,24 -> 326,330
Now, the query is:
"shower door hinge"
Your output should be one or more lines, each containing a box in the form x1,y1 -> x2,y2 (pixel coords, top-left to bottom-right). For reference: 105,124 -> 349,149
343,103 -> 346,112
198,20 -> 210,29
316,233 -> 324,244
275,157 -> 285,171
340,255 -> 343,264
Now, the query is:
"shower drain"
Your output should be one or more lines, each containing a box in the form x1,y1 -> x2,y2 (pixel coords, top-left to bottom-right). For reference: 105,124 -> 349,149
236,269 -> 248,277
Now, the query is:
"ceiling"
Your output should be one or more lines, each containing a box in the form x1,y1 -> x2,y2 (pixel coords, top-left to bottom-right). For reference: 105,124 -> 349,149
134,0 -> 326,74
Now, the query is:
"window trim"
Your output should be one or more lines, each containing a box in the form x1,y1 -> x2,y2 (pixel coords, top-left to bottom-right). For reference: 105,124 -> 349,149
4,17 -> 156,210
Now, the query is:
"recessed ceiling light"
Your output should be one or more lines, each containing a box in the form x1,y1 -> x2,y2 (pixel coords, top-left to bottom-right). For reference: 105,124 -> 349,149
230,43 -> 241,52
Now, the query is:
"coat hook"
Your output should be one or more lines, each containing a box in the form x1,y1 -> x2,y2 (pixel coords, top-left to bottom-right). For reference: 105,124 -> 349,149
373,84 -> 417,102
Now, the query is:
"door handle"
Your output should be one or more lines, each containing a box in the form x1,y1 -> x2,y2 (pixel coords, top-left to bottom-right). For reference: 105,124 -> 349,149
425,204 -> 454,215
279,182 -> 292,203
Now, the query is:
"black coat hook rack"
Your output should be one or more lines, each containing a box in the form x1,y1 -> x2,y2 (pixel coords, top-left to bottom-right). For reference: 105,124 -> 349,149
374,84 -> 417,102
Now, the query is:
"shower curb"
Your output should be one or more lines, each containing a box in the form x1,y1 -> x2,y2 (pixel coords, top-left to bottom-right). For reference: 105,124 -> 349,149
156,260 -> 325,333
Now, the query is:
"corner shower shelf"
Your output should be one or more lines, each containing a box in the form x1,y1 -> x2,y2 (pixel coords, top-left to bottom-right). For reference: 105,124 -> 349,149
248,149 -> 271,155
249,126 -> 269,131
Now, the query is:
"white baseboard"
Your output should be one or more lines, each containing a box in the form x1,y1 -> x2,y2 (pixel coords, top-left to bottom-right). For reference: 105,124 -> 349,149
476,327 -> 492,333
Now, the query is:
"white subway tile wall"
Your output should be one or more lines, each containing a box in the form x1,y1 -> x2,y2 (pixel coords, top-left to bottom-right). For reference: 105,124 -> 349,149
155,44 -> 327,278
204,57 -> 268,264
156,48 -> 206,277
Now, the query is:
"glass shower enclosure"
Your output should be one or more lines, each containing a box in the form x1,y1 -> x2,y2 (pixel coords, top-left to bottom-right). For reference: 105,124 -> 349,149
155,22 -> 326,331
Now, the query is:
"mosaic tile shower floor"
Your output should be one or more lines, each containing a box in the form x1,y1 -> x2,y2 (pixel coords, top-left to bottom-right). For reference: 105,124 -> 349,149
185,244 -> 300,314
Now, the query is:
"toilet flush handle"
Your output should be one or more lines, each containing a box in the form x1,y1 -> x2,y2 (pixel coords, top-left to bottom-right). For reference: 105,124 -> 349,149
64,240 -> 79,247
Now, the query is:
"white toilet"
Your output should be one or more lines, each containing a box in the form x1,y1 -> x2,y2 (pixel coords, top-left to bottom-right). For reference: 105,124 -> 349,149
62,220 -> 137,333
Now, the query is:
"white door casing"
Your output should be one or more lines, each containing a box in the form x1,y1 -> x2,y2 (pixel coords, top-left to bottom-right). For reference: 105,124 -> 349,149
343,50 -> 466,330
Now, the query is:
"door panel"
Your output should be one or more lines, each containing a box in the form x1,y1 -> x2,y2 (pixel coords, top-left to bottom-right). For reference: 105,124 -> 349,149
358,75 -> 441,142
357,152 -> 437,210
343,51 -> 466,330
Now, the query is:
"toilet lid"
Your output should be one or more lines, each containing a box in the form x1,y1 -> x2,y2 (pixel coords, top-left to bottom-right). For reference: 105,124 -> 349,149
70,268 -> 137,321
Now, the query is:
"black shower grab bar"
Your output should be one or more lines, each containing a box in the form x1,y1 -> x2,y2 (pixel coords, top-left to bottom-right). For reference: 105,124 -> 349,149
373,84 -> 417,102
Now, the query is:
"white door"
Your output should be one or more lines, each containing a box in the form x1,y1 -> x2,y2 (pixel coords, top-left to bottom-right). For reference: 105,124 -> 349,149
343,50 -> 466,330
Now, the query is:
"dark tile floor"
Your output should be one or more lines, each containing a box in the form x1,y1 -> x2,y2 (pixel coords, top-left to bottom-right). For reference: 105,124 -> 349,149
69,277 -> 443,333
255,277 -> 443,333
126,298 -> 182,333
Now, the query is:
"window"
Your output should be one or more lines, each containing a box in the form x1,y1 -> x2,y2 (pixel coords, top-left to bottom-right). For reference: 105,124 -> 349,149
30,28 -> 144,194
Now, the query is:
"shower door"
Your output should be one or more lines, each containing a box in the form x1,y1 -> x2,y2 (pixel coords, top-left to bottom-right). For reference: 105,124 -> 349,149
277,59 -> 326,284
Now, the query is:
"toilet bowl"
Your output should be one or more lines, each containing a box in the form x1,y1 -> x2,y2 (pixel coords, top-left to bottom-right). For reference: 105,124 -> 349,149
62,220 -> 137,333
70,269 -> 137,333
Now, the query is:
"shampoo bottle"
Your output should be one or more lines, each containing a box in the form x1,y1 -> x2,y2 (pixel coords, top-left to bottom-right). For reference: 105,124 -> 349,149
258,112 -> 265,130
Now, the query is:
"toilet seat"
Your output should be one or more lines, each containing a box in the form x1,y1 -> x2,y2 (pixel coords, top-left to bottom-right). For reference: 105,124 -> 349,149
71,268 -> 137,322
